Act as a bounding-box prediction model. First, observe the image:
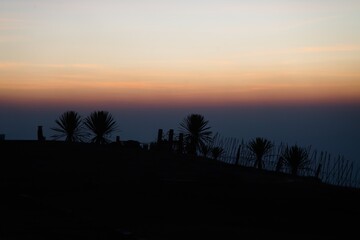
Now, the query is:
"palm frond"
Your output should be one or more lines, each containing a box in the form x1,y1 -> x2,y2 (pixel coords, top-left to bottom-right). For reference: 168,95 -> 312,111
51,111 -> 83,142
179,114 -> 212,155
84,111 -> 117,144
247,137 -> 273,169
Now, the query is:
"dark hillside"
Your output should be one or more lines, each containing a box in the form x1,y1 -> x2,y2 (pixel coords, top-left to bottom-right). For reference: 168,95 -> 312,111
1,141 -> 360,239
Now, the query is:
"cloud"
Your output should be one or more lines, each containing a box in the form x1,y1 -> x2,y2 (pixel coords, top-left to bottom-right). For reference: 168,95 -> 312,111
299,45 -> 360,53
0,62 -> 27,69
0,61 -> 103,70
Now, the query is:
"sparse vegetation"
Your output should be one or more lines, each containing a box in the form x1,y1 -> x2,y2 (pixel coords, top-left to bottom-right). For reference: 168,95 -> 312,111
2,111 -> 360,240
46,111 -> 360,188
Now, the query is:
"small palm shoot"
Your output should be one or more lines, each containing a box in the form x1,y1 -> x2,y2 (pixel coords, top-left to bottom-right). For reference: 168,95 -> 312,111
281,145 -> 311,176
179,114 -> 212,155
212,147 -> 225,161
247,137 -> 273,170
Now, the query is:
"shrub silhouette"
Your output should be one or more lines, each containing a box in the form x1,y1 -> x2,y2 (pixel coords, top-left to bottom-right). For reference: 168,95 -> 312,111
200,142 -> 211,158
51,111 -> 83,142
179,114 -> 212,155
211,146 -> 225,161
247,137 -> 273,170
281,145 -> 311,176
84,110 -> 117,144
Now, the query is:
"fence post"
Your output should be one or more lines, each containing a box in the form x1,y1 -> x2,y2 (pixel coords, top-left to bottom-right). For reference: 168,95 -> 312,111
315,163 -> 322,179
169,129 -> 174,150
178,133 -> 184,154
235,144 -> 241,165
37,126 -> 45,141
157,129 -> 163,144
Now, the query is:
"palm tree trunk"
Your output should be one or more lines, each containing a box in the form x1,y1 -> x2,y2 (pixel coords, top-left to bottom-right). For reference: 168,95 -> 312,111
254,157 -> 262,170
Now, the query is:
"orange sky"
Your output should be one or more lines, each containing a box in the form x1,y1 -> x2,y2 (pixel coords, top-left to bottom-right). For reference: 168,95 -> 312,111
1,1 -> 360,108
1,61 -> 360,108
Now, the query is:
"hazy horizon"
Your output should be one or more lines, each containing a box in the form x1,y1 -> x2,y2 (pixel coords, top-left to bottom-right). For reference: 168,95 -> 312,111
1,103 -> 359,164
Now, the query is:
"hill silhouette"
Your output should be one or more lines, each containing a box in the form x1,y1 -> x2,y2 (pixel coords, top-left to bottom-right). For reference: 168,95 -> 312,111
1,140 -> 360,239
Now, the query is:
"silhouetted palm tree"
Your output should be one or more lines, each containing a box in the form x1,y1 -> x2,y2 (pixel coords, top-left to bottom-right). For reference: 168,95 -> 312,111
281,145 -> 310,176
247,137 -> 273,170
179,114 -> 212,155
51,111 -> 83,142
84,110 -> 117,144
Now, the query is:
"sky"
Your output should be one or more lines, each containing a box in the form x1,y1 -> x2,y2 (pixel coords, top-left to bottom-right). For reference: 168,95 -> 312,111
0,0 -> 360,161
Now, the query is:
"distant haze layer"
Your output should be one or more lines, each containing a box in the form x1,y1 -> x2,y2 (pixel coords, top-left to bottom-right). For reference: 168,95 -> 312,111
1,104 -> 359,165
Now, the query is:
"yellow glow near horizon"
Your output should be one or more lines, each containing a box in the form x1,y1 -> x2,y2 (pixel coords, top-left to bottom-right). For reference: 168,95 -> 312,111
1,62 -> 359,107
1,1 -> 360,108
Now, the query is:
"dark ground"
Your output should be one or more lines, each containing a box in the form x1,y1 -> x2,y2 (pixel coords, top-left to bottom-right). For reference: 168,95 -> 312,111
1,141 -> 360,239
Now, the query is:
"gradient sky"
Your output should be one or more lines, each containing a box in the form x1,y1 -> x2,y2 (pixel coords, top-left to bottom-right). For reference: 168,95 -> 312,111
1,1 -> 360,161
